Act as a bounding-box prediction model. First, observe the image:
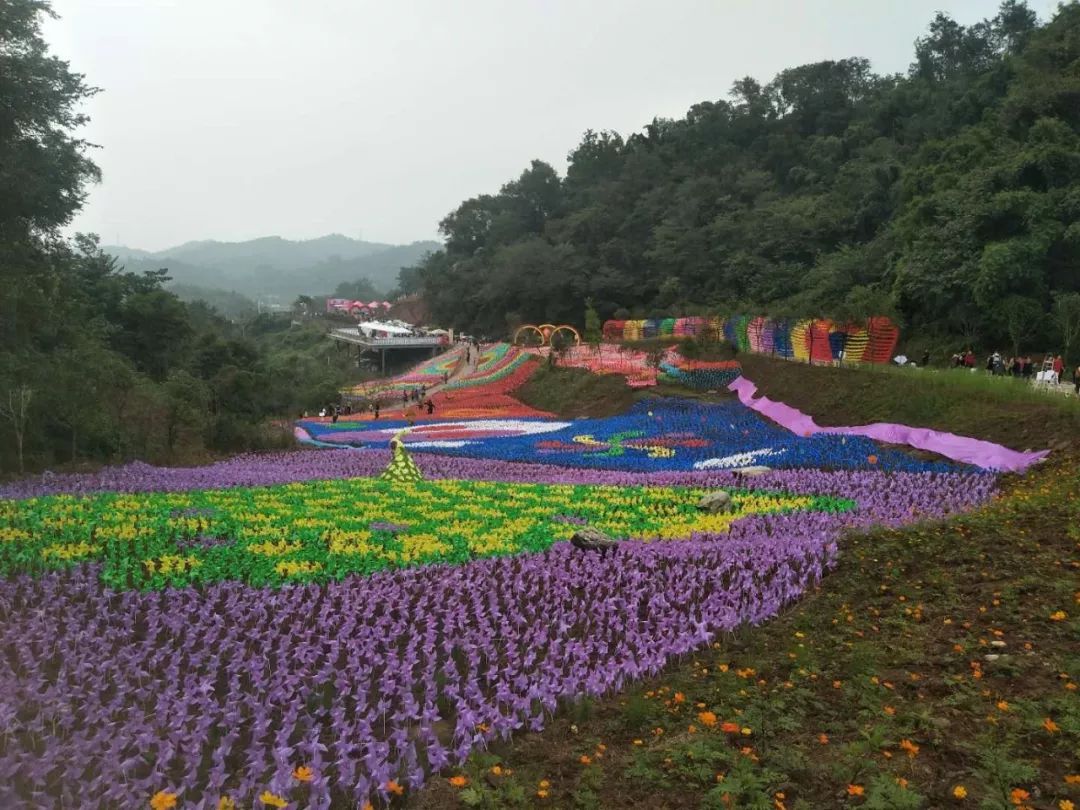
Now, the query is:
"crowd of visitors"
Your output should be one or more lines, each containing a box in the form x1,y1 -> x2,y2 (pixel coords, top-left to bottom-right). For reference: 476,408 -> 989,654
946,348 -> 1078,393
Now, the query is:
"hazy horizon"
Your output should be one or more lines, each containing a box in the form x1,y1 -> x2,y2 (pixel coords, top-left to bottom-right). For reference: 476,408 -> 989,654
43,0 -> 1049,252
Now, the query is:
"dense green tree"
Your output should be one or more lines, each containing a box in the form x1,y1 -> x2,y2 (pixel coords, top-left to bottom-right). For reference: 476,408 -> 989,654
401,1 -> 1080,360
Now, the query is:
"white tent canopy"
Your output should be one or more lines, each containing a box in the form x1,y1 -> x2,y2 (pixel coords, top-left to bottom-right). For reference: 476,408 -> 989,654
358,321 -> 412,336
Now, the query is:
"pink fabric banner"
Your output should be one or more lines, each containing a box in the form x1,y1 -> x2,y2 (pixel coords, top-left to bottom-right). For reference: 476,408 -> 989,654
728,376 -> 1049,473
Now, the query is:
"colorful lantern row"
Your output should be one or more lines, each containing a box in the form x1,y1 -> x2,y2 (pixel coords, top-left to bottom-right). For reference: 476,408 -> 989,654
602,316 -> 900,364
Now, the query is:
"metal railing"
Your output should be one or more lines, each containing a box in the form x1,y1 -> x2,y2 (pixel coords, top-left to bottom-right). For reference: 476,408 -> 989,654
330,329 -> 444,348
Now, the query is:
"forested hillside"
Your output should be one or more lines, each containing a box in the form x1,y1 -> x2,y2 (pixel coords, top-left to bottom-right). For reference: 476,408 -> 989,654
403,1 -> 1080,354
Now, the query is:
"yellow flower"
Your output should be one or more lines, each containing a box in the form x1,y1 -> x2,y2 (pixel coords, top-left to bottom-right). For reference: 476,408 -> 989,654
538,779 -> 550,789
150,792 -> 178,810
260,792 -> 288,808
275,560 -> 321,577
292,765 -> 313,782
217,798 -> 236,810
952,785 -> 967,799
1059,800 -> 1075,810
537,789 -> 549,799
1050,610 -> 1067,621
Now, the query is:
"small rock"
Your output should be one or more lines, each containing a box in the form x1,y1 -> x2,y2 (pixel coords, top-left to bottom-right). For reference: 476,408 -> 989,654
732,465 -> 771,477
990,640 -> 1006,648
984,654 -> 1000,662
570,527 -> 618,554
697,490 -> 733,514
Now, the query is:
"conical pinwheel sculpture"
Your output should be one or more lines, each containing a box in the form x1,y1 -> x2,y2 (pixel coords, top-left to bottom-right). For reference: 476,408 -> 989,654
379,430 -> 424,483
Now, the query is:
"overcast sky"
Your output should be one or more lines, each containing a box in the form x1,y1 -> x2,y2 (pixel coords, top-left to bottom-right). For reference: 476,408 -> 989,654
43,0 -> 1050,251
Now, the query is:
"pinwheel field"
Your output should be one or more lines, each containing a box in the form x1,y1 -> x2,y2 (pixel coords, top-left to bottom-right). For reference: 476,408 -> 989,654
1,349 -> 1077,810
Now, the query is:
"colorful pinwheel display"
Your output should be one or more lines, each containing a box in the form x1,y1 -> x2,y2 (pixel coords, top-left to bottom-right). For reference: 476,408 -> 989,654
550,344 -> 659,387
0,463 -> 992,808
658,350 -> 742,389
300,399 -> 965,473
0,478 -> 847,587
601,315 -> 900,363
0,326 -> 1010,808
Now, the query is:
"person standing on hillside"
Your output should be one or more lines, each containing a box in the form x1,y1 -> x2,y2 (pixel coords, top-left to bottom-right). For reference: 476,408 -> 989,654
1053,354 -> 1065,382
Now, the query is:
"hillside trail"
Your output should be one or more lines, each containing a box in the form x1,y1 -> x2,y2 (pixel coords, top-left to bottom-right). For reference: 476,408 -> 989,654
380,343 -> 480,419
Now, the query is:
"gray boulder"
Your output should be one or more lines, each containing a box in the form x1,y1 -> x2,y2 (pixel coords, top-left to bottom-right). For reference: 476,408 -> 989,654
570,527 -> 618,554
697,490 -> 733,514
732,465 -> 771,477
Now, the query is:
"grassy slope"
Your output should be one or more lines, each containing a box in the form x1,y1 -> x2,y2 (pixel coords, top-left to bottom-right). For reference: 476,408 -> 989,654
408,359 -> 1080,810
516,365 -> 641,418
738,355 -> 1080,453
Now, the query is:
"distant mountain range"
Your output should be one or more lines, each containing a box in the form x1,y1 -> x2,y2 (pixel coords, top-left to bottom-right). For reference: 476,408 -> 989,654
104,234 -> 440,301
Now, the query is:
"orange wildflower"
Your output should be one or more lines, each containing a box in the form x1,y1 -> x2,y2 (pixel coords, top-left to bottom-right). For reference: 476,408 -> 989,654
847,784 -> 865,796
385,780 -> 404,796
952,785 -> 968,799
1043,717 -> 1061,733
292,766 -> 313,783
1066,774 -> 1080,784
150,792 -> 178,810
448,775 -> 468,788
698,711 -> 718,727
883,705 -> 896,716
721,721 -> 741,733
673,692 -> 686,704
579,755 -> 592,765
818,733 -> 829,744
1049,611 -> 1067,621
899,739 -> 920,758
1010,788 -> 1030,805
536,789 -> 550,799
